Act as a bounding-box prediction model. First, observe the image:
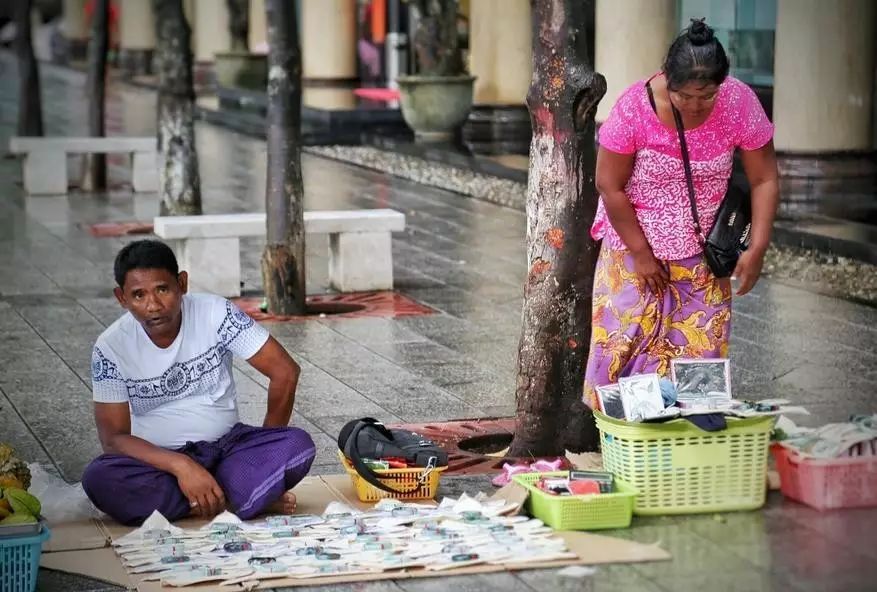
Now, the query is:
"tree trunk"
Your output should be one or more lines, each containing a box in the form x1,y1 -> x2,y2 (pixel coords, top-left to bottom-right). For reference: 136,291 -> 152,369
227,0 -> 249,52
153,0 -> 202,216
14,0 -> 44,136
82,0 -> 109,191
261,0 -> 306,316
507,0 -> 607,457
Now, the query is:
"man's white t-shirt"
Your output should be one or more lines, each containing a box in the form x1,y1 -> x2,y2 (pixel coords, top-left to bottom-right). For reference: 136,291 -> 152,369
91,293 -> 269,448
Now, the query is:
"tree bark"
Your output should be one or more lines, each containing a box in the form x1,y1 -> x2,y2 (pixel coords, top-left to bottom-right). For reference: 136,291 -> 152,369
153,0 -> 202,216
507,0 -> 606,457
227,0 -> 249,52
261,0 -> 306,316
82,0 -> 109,191
14,0 -> 44,136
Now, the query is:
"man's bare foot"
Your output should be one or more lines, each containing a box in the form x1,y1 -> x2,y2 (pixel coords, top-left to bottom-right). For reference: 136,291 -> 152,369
266,491 -> 297,514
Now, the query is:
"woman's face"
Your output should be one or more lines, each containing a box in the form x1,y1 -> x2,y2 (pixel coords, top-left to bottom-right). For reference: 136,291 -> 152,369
669,81 -> 719,119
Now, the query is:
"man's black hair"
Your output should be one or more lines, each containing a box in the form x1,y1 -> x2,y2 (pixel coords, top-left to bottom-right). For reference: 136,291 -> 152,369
663,18 -> 730,91
114,240 -> 180,287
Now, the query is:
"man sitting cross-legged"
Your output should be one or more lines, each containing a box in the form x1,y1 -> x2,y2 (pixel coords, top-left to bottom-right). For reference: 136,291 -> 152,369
82,240 -> 316,526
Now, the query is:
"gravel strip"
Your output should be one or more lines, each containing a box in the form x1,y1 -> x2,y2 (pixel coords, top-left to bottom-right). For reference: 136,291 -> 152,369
308,145 -> 877,307
762,245 -> 877,306
306,145 -> 527,210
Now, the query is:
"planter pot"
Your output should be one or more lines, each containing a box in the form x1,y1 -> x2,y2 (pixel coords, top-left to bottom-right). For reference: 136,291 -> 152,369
397,75 -> 476,142
214,52 -> 268,91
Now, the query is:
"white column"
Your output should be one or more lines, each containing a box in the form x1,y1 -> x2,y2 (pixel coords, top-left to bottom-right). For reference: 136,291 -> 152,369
773,0 -> 876,153
118,0 -> 155,52
248,0 -> 267,53
301,0 -> 357,80
469,0 -> 531,106
595,0 -> 676,122
191,0 -> 232,62
61,0 -> 88,42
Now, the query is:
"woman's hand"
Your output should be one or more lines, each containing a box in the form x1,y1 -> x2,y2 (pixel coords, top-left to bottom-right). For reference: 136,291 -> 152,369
632,249 -> 669,295
732,248 -> 765,296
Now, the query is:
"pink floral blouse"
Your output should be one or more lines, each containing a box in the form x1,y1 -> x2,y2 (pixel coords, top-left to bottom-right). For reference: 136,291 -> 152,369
591,76 -> 774,261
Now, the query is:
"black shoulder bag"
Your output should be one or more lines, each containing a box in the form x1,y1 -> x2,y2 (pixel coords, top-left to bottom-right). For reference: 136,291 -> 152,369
646,81 -> 752,278
338,417 -> 448,494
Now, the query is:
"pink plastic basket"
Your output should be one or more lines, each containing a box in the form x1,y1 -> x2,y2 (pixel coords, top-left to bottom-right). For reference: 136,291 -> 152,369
773,445 -> 877,511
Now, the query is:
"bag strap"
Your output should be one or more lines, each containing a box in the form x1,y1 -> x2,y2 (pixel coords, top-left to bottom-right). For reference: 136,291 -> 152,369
346,419 -> 426,495
670,99 -> 707,246
645,81 -> 657,114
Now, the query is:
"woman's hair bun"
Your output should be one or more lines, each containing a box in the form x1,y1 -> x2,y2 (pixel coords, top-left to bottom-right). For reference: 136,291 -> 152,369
686,18 -> 714,46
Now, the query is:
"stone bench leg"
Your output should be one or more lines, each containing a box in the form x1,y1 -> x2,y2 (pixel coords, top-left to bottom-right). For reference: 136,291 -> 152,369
329,232 -> 393,292
173,237 -> 241,297
131,151 -> 158,192
23,151 -> 67,194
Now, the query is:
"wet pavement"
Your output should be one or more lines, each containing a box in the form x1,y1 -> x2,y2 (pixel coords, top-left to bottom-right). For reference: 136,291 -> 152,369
1,55 -> 876,592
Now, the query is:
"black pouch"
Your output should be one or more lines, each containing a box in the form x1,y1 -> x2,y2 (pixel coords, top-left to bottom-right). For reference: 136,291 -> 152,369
338,417 -> 448,494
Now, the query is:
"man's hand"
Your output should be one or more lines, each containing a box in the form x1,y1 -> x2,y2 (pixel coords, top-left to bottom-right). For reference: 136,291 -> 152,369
632,249 -> 669,296
732,249 -> 766,296
173,457 -> 226,518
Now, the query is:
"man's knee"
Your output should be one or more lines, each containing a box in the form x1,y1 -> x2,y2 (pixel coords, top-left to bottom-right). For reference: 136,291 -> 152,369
82,454 -> 188,526
279,427 -> 316,470
81,455 -> 119,501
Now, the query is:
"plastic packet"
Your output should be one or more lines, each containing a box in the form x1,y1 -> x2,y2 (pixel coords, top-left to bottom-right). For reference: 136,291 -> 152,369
27,463 -> 100,524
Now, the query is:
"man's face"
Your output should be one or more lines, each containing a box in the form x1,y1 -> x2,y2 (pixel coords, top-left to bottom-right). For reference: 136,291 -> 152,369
114,268 -> 188,337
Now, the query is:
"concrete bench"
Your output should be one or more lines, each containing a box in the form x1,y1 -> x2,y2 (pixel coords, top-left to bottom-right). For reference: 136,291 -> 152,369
8,136 -> 157,195
153,209 -> 406,296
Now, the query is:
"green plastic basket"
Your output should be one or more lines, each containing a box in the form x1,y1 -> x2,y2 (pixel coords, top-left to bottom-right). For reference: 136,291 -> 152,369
595,411 -> 774,515
513,471 -> 637,530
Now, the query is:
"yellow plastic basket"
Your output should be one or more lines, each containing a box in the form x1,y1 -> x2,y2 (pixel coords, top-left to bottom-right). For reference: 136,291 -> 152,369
595,411 -> 774,515
338,451 -> 447,502
514,472 -> 637,530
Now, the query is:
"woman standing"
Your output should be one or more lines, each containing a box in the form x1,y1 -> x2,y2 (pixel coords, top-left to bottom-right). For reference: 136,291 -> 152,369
583,20 -> 779,408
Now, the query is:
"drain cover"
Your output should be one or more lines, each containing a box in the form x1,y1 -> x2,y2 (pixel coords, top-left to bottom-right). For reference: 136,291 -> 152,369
233,292 -> 435,321
389,418 -> 571,475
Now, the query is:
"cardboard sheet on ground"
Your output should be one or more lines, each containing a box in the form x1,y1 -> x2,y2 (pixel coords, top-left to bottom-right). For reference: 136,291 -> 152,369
40,474 -> 669,590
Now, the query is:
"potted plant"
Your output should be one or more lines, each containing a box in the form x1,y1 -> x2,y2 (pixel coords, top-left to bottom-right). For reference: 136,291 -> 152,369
214,0 -> 268,92
397,0 -> 475,142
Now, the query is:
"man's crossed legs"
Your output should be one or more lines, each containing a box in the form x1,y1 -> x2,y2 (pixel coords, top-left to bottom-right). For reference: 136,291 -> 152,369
82,423 -> 316,525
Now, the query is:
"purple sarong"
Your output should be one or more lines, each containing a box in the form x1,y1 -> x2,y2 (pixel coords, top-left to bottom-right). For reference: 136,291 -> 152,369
82,423 -> 316,525
583,246 -> 732,410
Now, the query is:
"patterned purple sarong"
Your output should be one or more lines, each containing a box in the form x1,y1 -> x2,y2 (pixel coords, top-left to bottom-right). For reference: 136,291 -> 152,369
583,245 -> 732,410
82,423 -> 316,525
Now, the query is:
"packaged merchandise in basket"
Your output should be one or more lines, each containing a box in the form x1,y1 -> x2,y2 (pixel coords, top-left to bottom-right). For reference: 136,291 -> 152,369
772,445 -> 877,511
773,414 -> 877,459
514,471 -> 637,530
337,418 -> 449,502
591,364 -> 809,423
338,451 -> 447,502
533,470 -> 615,496
771,415 -> 877,510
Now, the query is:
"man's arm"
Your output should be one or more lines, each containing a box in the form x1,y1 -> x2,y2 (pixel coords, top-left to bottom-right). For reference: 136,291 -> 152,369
246,336 -> 301,427
94,403 -> 226,516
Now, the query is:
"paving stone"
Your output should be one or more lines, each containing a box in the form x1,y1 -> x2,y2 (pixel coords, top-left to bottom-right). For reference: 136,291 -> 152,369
0,388 -> 55,468
516,565 -> 666,592
37,569 -> 124,592
396,572 -> 536,592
